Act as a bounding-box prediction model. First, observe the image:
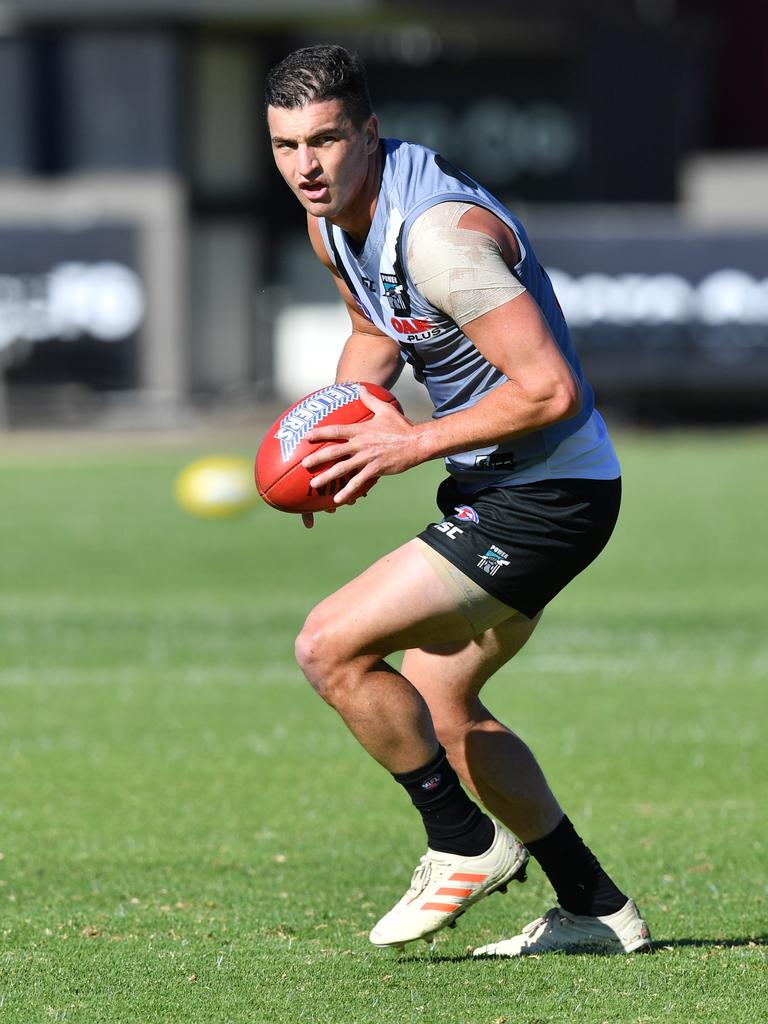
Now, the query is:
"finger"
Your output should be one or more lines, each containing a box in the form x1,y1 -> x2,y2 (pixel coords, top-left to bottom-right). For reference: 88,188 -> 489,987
305,424 -> 359,445
333,466 -> 377,506
302,442 -> 352,471
302,513 -> 314,529
309,453 -> 366,490
357,384 -> 388,414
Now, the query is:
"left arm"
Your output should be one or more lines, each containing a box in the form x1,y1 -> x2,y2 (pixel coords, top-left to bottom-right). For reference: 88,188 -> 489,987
410,289 -> 581,462
302,206 -> 580,504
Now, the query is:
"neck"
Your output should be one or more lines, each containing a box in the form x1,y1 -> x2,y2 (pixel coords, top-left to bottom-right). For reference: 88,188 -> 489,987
329,142 -> 383,245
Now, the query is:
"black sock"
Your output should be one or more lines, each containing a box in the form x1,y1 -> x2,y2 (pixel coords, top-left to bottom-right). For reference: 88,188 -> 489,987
526,815 -> 627,916
393,746 -> 495,856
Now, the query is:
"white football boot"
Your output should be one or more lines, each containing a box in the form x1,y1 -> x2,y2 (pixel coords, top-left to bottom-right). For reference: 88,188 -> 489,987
369,822 -> 529,950
473,898 -> 652,957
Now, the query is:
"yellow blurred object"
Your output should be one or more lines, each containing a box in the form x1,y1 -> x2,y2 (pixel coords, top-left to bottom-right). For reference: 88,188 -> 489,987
174,455 -> 257,519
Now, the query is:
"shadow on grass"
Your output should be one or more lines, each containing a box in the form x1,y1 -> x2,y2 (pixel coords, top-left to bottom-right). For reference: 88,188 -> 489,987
653,935 -> 767,949
397,935 -> 767,962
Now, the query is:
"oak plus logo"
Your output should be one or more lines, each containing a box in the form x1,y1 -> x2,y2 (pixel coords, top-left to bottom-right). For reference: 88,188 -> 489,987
390,316 -> 439,341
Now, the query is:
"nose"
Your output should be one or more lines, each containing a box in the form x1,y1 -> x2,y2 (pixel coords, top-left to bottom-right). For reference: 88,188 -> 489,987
297,144 -> 319,178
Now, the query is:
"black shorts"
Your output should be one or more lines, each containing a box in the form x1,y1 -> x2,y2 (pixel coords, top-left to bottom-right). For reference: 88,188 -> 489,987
417,476 -> 621,619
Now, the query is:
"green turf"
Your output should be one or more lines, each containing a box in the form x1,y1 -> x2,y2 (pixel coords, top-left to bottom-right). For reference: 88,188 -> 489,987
0,429 -> 766,1023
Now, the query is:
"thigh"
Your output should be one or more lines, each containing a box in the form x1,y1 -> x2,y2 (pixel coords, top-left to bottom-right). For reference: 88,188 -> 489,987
306,539 -> 490,656
401,611 -> 542,722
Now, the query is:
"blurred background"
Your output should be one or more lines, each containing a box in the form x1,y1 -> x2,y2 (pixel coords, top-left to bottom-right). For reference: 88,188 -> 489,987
0,0 -> 766,430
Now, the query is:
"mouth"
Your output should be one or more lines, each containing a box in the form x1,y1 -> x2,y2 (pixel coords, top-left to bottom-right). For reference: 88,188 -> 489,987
299,181 -> 329,201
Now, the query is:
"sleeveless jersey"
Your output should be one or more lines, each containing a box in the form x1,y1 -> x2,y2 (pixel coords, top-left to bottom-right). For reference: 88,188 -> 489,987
318,138 -> 619,489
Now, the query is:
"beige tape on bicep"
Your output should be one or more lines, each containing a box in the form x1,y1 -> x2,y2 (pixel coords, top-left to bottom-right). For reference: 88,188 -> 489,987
406,202 -> 527,328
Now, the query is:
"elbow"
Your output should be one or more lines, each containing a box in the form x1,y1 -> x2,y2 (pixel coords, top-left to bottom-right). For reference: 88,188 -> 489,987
546,375 -> 582,425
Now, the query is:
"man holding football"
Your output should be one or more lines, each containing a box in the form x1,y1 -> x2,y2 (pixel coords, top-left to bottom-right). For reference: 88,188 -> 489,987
264,44 -> 652,957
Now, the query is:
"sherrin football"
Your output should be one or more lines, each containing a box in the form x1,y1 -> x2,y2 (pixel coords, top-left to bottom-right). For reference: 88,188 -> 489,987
255,382 -> 402,513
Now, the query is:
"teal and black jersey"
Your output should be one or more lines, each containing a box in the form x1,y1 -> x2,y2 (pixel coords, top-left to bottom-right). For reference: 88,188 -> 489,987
318,138 -> 619,488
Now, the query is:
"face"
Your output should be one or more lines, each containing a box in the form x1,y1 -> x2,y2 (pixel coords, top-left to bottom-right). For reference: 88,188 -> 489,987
267,98 -> 379,223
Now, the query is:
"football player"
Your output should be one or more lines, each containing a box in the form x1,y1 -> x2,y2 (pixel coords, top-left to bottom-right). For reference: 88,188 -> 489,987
265,44 -> 651,957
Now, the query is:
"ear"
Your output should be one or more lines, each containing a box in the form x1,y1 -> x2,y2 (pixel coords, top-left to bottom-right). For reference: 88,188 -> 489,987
364,115 -> 380,153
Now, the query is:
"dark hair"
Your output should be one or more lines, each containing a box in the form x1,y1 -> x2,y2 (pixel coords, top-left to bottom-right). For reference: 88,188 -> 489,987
264,44 -> 373,127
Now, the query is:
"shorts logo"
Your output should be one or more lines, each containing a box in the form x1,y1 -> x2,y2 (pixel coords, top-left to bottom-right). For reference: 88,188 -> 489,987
433,521 -> 464,540
274,383 -> 359,462
421,774 -> 441,791
477,545 -> 510,576
454,505 -> 479,524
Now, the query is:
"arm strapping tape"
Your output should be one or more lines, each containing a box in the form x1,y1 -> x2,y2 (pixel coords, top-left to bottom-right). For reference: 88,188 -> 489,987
406,201 -> 526,329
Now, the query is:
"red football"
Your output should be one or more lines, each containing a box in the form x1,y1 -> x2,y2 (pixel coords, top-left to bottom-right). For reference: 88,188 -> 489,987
255,382 -> 402,513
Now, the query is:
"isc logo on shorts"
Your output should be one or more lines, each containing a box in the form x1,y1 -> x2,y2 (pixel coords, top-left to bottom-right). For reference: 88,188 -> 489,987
432,521 -> 464,540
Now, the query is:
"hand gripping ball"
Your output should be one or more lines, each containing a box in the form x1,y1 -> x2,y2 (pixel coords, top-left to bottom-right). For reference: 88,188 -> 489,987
255,382 -> 401,513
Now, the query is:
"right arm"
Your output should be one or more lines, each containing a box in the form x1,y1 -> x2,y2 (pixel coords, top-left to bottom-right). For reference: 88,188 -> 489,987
307,214 -> 403,389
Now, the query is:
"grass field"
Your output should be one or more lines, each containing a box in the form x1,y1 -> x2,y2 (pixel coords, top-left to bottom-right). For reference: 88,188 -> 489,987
0,428 -> 766,1024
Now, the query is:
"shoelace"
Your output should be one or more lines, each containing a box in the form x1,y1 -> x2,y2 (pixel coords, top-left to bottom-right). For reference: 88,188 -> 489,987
405,851 -> 452,898
522,907 -> 564,940
405,856 -> 431,898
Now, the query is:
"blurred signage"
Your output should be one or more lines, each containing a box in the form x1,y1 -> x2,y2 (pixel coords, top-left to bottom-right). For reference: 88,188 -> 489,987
378,98 -> 580,189
369,55 -> 589,201
547,268 -> 768,331
532,226 -> 768,412
363,23 -> 711,204
0,225 -> 144,390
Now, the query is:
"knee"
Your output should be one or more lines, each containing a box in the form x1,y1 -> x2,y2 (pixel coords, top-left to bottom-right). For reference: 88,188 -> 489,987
431,714 -> 471,762
294,607 -> 350,703
294,608 -> 331,687
431,702 -> 491,764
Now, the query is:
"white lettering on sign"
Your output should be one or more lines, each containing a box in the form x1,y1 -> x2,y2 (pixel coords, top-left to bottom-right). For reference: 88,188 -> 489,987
547,268 -> 768,327
0,261 -> 145,351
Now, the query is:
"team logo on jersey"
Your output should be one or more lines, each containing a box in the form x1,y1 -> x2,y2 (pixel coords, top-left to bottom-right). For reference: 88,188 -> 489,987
454,505 -> 480,524
274,383 -> 359,462
390,316 -> 437,339
380,272 -> 410,313
477,545 -> 510,576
